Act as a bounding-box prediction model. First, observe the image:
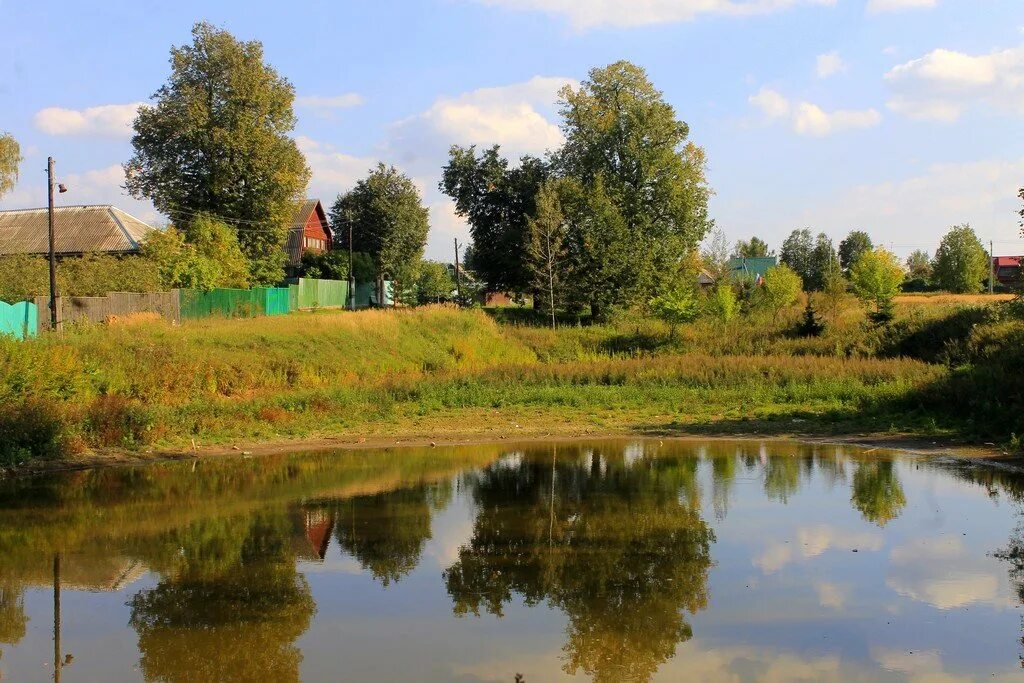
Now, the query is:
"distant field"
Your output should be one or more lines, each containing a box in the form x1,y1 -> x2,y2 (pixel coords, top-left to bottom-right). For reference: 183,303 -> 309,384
894,293 -> 1015,304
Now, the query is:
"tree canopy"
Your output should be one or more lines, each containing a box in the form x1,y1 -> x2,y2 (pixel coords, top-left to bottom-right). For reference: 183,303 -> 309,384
780,229 -> 838,291
125,22 -> 310,285
849,247 -> 903,320
734,236 -> 771,258
142,214 -> 251,291
331,164 -> 429,288
757,264 -> 802,320
440,146 -> 550,293
555,61 -> 712,316
839,230 -> 873,274
932,224 -> 988,293
0,133 -> 20,198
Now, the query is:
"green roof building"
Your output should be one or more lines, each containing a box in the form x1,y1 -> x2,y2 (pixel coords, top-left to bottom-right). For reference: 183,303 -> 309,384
727,256 -> 777,282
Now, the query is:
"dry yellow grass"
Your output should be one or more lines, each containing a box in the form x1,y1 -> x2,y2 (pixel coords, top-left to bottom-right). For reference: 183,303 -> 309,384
893,293 -> 1015,305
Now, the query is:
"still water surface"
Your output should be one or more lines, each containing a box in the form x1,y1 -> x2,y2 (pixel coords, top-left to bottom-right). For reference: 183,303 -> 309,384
0,439 -> 1022,682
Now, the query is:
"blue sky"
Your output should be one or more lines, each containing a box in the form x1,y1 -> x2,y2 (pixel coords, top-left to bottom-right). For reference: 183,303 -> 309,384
1,0 -> 1022,260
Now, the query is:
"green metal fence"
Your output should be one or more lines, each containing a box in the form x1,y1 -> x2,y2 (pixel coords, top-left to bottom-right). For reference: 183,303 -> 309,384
0,300 -> 38,340
179,287 -> 291,320
292,278 -> 349,309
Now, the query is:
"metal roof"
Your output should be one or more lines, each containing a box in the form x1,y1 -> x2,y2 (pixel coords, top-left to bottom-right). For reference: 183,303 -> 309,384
290,198 -> 321,229
0,205 -> 157,256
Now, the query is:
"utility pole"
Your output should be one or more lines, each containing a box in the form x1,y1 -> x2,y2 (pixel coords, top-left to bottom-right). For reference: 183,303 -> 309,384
348,221 -> 355,311
47,157 -> 62,332
989,240 -> 995,295
454,238 -> 462,304
53,552 -> 61,683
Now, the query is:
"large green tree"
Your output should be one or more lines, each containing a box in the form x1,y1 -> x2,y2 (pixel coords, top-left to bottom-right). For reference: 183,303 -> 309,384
331,164 -> 429,293
556,61 -> 712,317
0,133 -> 20,198
932,224 -> 989,293
839,230 -> 873,274
440,146 -> 550,294
125,22 -> 310,285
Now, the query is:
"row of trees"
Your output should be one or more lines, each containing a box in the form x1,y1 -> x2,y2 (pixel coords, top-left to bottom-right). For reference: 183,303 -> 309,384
723,223 -> 994,296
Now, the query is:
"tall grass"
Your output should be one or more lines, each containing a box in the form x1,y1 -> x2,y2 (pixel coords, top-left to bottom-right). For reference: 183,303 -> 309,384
0,299 -> 1016,463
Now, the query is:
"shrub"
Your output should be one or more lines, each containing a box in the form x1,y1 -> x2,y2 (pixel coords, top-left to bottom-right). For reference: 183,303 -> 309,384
757,265 -> 802,321
704,282 -> 738,322
850,248 -> 903,323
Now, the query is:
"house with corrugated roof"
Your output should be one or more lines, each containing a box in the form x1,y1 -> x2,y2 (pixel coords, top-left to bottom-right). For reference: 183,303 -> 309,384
285,199 -> 332,275
0,205 -> 157,257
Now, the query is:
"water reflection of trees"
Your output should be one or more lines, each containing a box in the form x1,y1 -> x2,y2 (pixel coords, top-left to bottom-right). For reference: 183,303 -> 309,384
127,512 -> 316,683
851,460 -> 906,526
444,446 -> 715,683
332,482 -> 449,587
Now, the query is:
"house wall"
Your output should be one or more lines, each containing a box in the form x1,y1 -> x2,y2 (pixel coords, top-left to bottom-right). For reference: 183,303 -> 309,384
302,211 -> 329,253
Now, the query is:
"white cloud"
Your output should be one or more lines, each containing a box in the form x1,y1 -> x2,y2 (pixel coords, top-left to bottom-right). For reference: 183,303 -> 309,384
885,45 -> 1024,121
814,581 -> 849,609
296,93 -> 366,118
296,135 -> 378,199
0,164 -> 158,223
471,0 -> 837,30
750,87 -> 881,136
867,0 -> 936,13
803,156 -> 1024,248
816,51 -> 846,78
886,537 -> 1013,610
755,525 -> 883,573
389,76 -> 573,165
33,102 -> 143,138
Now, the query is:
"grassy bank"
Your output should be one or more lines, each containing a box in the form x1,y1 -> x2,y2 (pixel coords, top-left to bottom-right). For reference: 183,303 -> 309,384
1,297 -> 1020,465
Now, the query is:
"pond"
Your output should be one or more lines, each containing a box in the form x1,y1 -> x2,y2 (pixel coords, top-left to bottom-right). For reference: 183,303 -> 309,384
0,439 -> 1021,682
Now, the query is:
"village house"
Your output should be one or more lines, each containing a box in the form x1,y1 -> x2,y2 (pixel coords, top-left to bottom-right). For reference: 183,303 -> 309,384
993,256 -> 1022,285
0,205 -> 157,257
285,199 -> 332,276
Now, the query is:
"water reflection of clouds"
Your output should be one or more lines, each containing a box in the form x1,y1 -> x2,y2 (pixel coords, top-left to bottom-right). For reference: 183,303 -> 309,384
886,537 -> 1012,610
754,525 -> 884,573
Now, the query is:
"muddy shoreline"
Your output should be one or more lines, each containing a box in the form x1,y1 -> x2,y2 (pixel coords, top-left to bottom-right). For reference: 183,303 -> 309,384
4,427 -> 1018,477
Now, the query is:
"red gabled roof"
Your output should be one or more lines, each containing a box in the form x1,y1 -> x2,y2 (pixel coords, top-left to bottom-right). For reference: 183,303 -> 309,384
994,256 -> 1021,267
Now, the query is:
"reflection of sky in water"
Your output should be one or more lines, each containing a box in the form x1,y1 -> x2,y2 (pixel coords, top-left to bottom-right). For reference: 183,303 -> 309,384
0,440 -> 1021,682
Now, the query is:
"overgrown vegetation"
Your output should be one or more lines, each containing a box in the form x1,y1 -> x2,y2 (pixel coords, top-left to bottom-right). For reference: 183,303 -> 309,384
1,295 -> 1020,466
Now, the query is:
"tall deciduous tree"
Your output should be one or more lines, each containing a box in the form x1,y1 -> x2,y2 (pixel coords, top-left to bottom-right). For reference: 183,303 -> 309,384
932,224 -> 989,293
0,133 -> 20,198
734,237 -> 771,258
526,180 -> 569,328
839,230 -> 873,274
331,164 -> 429,295
556,61 -> 712,317
440,146 -> 549,294
125,22 -> 310,285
